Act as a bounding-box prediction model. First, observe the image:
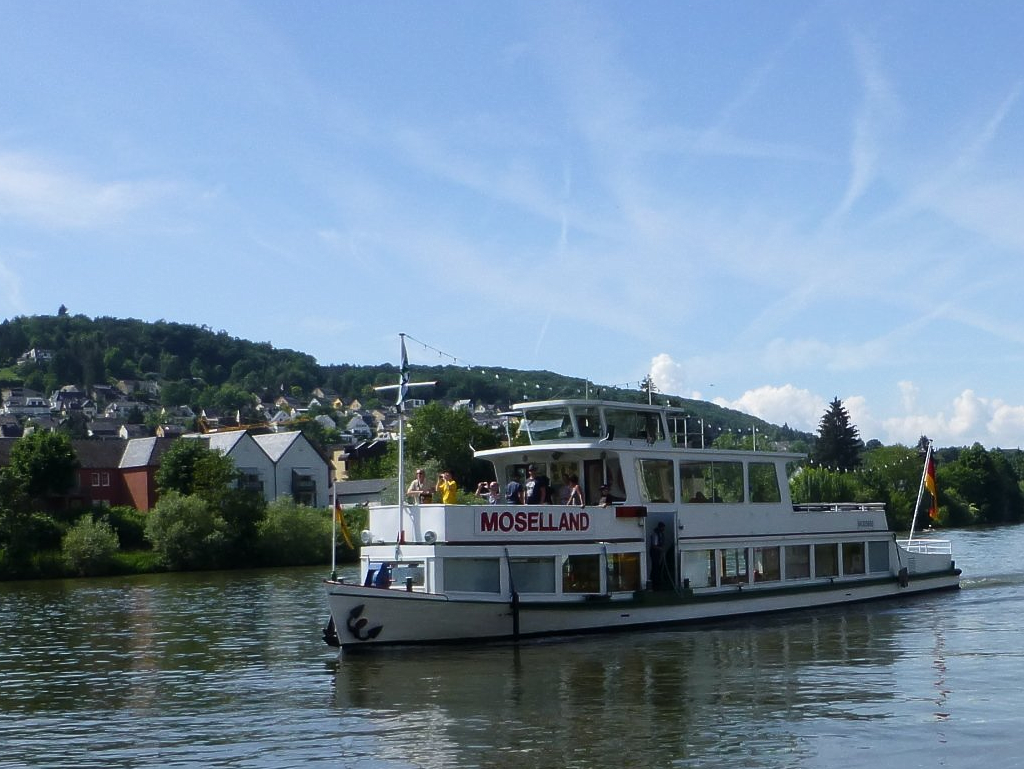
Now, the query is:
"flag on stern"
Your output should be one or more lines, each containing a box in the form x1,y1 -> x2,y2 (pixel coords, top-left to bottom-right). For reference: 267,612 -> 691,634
925,454 -> 939,520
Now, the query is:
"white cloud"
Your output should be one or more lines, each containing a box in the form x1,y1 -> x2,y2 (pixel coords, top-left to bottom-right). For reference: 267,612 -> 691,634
0,153 -> 161,228
713,384 -> 825,432
650,353 -> 686,396
881,387 -> 1024,448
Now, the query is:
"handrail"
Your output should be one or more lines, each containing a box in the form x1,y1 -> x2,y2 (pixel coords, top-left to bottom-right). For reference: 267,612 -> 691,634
793,503 -> 887,513
897,539 -> 952,555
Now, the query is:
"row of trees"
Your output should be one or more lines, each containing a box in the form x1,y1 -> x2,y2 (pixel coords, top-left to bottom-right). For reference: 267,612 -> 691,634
798,397 -> 1024,530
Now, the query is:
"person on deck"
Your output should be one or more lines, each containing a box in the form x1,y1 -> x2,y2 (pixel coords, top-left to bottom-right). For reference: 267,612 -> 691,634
506,470 -> 524,504
525,464 -> 549,504
406,469 -> 434,504
437,470 -> 458,504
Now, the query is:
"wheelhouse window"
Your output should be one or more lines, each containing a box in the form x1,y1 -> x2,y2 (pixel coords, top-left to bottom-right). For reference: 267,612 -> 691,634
509,557 -> 556,593
785,545 -> 810,579
574,406 -> 602,438
748,462 -> 781,503
604,408 -> 664,443
637,459 -> 675,503
562,554 -> 601,593
753,546 -> 781,582
521,407 -> 574,441
444,558 -> 500,593
680,461 -> 744,503
681,549 -> 716,587
607,552 -> 641,592
814,544 -> 839,577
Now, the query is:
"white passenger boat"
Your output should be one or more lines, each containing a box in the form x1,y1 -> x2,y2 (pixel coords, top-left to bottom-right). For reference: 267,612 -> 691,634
323,397 -> 960,651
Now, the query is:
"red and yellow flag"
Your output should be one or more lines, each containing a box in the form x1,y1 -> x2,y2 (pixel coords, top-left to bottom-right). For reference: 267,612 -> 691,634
925,455 -> 938,520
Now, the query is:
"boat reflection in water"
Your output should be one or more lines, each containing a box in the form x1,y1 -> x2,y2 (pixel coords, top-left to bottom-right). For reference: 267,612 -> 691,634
331,602 -> 917,767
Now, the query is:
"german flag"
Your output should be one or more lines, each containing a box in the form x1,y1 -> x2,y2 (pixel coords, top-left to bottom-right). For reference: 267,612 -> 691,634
925,455 -> 938,520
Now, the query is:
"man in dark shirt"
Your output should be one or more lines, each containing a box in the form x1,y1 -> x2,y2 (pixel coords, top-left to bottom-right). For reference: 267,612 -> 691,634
524,464 -> 549,504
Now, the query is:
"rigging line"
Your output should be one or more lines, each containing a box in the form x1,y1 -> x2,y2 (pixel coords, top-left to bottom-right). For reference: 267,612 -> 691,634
401,333 -> 476,370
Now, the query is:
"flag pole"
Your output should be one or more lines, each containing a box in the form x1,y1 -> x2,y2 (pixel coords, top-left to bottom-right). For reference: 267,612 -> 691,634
373,333 -> 435,561
330,482 -> 337,579
908,442 -> 933,543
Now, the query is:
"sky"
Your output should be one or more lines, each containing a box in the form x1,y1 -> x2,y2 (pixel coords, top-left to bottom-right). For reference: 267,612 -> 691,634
2,2 -> 1024,448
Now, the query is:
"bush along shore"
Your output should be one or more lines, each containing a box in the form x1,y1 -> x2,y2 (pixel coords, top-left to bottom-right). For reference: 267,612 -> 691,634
1,499 -> 367,581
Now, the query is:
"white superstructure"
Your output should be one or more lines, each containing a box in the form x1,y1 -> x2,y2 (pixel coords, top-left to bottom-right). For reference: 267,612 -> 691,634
324,399 -> 959,650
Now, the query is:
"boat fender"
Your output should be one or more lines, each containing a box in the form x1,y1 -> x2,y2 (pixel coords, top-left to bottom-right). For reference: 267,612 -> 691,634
898,566 -> 910,588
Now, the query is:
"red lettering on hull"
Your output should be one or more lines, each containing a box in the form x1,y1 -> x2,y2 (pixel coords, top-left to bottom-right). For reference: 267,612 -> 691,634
479,510 -> 591,534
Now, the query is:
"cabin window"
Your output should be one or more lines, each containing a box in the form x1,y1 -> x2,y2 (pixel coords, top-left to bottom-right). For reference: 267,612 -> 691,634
720,548 -> 749,584
679,461 -> 745,503
868,540 -> 890,573
637,459 -> 675,503
605,408 -> 664,442
814,544 -> 839,577
681,549 -> 716,587
785,545 -> 810,579
521,407 -> 574,441
748,462 -> 781,503
607,552 -> 642,592
842,542 -> 866,575
753,546 -> 781,582
443,558 -> 500,593
91,472 -> 101,487
509,557 -> 556,593
562,554 -> 602,593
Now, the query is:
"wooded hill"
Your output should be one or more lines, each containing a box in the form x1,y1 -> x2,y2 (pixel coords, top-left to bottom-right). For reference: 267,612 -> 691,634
0,313 -> 810,444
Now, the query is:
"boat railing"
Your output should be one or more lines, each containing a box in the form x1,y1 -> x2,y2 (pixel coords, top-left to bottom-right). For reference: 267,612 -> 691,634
793,502 -> 887,513
897,539 -> 952,555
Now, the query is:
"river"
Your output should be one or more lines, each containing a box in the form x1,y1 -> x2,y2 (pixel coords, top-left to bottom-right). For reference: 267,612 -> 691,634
1,526 -> 1020,768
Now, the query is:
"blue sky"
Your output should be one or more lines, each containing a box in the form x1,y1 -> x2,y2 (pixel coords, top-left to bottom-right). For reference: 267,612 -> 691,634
2,2 -> 1023,448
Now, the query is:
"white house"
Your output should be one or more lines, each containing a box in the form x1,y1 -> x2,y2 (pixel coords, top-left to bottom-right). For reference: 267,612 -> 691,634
200,431 -> 275,497
252,431 -> 330,508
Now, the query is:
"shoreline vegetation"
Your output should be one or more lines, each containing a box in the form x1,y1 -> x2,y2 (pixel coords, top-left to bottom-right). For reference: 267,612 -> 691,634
0,501 -> 366,582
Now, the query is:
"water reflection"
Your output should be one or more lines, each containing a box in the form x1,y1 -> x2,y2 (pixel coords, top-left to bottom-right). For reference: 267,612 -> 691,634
331,606 -> 909,768
1,529 -> 1022,769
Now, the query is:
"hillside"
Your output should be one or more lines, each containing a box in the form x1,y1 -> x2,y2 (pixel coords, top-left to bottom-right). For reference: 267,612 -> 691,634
0,313 -> 812,444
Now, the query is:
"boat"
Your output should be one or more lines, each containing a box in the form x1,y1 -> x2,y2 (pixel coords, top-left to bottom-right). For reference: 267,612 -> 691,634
323,380 -> 960,651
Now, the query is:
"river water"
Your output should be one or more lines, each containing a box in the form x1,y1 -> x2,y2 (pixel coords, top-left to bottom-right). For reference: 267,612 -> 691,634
0,526 -> 1020,769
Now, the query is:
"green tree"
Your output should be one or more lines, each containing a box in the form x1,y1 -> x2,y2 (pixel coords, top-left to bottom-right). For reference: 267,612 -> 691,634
789,465 -> 864,504
7,431 -> 78,510
156,438 -> 238,500
256,498 -> 331,566
811,398 -> 863,471
403,403 -> 501,488
941,444 -> 1024,525
144,491 -> 225,570
859,445 -> 924,530
62,515 -> 120,576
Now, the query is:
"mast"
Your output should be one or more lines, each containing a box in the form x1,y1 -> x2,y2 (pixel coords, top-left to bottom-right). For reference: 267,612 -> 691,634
908,442 -> 933,542
373,333 -> 435,558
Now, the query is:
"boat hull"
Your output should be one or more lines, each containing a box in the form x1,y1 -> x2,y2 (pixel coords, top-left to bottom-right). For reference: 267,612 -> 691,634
324,569 -> 960,650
